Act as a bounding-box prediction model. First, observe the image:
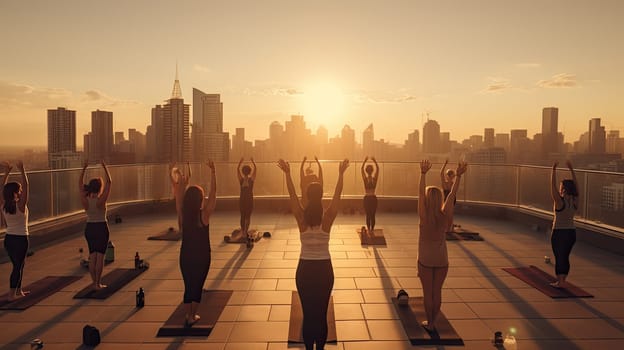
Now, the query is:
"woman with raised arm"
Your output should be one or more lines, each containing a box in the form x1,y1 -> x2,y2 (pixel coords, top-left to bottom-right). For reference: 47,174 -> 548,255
237,157 -> 256,241
300,156 -> 323,207
1,161 -> 30,301
179,160 -> 216,327
440,159 -> 457,232
418,159 -> 467,332
361,156 -> 379,234
79,160 -> 112,290
169,162 -> 191,233
278,158 -> 349,350
549,160 -> 579,288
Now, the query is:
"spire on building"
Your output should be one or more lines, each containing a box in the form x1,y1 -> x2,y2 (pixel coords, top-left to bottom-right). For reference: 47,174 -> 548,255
171,63 -> 183,99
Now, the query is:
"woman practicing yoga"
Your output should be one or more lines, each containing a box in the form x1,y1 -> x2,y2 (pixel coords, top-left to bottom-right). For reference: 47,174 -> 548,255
179,161 -> 216,326
549,160 -> 579,288
418,159 -> 467,332
278,158 -> 349,350
361,156 -> 379,234
79,160 -> 112,290
237,157 -> 256,242
1,161 -> 30,301
300,156 -> 323,207
169,162 -> 191,233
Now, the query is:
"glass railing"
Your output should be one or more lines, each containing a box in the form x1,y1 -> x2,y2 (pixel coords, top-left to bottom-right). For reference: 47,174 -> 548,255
2,161 -> 623,234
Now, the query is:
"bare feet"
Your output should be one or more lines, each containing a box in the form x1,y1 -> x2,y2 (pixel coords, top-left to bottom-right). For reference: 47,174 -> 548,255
94,283 -> 107,290
185,314 -> 200,327
421,320 -> 435,332
550,281 -> 566,289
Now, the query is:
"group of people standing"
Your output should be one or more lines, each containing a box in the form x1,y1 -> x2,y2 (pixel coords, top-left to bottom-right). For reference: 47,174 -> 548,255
1,158 -> 581,347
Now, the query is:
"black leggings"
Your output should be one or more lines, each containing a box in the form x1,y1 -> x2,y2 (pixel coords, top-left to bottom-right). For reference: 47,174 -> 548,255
240,199 -> 253,233
4,234 -> 29,289
363,195 -> 377,231
551,228 -> 576,275
180,253 -> 211,303
296,259 -> 334,350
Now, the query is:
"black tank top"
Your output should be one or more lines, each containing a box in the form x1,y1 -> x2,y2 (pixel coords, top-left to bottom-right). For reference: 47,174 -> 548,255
240,178 -> 254,201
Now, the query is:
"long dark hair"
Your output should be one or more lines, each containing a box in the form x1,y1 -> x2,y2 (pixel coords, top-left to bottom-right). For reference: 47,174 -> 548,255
561,179 -> 578,197
182,185 -> 204,228
2,182 -> 21,215
84,178 -> 102,196
304,182 -> 323,227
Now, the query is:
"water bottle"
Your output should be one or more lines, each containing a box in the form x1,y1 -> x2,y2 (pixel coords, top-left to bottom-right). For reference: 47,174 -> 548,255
136,287 -> 145,308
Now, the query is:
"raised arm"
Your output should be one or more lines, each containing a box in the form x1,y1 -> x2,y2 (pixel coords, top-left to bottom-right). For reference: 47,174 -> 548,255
168,163 -> 178,186
237,158 -> 244,183
16,161 -> 28,211
440,159 -> 448,186
1,161 -> 13,208
186,162 -> 192,182
372,157 -> 379,181
550,162 -> 563,208
202,160 -> 217,224
299,156 -> 307,185
419,160 -> 432,220
97,160 -> 112,207
566,160 -> 578,194
250,157 -> 257,182
442,161 -> 467,216
278,159 -> 304,230
315,156 -> 323,187
79,160 -> 89,209
361,156 -> 368,184
323,159 -> 349,232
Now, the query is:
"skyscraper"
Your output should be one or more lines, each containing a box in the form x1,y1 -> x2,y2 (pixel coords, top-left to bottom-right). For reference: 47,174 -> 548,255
363,124 -> 374,156
47,107 -> 77,168
90,110 -> 113,162
542,107 -> 559,155
589,118 -> 606,154
484,128 -> 495,148
422,119 -> 441,153
192,88 -> 229,161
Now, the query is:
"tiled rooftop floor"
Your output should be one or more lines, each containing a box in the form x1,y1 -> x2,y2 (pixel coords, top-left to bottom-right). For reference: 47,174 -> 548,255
1,211 -> 623,349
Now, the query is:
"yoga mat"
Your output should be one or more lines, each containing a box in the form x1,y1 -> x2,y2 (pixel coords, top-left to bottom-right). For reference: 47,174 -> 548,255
446,231 -> 484,241
148,228 -> 182,241
0,275 -> 82,310
74,267 -> 148,299
156,290 -> 233,337
288,291 -> 337,343
392,296 -> 464,346
502,265 -> 593,298
358,228 -> 387,245
223,229 -> 261,244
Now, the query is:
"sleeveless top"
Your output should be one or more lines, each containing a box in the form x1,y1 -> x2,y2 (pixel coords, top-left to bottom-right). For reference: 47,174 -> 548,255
181,216 -> 211,259
299,225 -> 331,260
240,177 -> 254,200
553,195 -> 576,230
364,176 -> 376,193
3,206 -> 29,236
418,219 -> 448,267
86,197 -> 107,223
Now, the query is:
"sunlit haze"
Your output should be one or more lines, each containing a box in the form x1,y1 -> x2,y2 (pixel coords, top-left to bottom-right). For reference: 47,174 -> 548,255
1,0 -> 623,148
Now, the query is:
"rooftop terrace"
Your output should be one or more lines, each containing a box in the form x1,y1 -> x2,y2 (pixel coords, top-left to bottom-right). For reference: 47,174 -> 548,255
1,208 -> 623,350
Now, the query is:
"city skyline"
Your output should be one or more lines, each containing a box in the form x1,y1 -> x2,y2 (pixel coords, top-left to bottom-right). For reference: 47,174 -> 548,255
1,0 -> 623,148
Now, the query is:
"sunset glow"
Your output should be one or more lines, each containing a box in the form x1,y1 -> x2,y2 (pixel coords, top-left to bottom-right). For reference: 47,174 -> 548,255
299,81 -> 346,131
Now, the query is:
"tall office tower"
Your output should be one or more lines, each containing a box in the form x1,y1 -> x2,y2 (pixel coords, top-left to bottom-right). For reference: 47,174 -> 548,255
149,68 -> 190,163
231,127 -> 249,160
115,131 -> 125,145
440,132 -> 451,153
47,107 -> 77,168
405,129 -> 420,159
284,115 -> 312,159
422,119 -> 441,153
341,125 -> 356,159
607,130 -> 620,153
363,124 -> 374,156
484,128 -> 495,148
89,110 -> 114,162
495,133 -> 510,152
510,129 -> 529,163
542,107 -> 559,155
192,88 -> 229,161
269,121 -> 284,159
589,118 -> 606,154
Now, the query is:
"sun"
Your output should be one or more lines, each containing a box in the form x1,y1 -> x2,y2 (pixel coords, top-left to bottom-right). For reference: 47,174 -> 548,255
299,81 -> 346,131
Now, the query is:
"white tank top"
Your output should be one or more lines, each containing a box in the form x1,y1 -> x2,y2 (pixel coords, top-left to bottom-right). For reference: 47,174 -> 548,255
299,226 -> 331,260
86,197 -> 107,223
3,206 -> 29,236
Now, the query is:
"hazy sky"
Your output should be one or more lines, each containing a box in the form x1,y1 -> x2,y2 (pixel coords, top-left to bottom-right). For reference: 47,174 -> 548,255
1,0 -> 623,149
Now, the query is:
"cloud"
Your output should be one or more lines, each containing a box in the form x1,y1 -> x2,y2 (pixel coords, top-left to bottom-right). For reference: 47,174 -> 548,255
351,90 -> 419,104
481,77 -> 512,93
0,81 -> 73,109
536,73 -> 577,88
243,85 -> 302,96
516,63 -> 541,68
193,64 -> 211,73
81,89 -> 140,107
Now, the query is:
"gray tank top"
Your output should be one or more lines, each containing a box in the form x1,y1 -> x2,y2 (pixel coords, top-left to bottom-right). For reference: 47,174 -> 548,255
86,197 -> 107,222
553,196 -> 576,230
